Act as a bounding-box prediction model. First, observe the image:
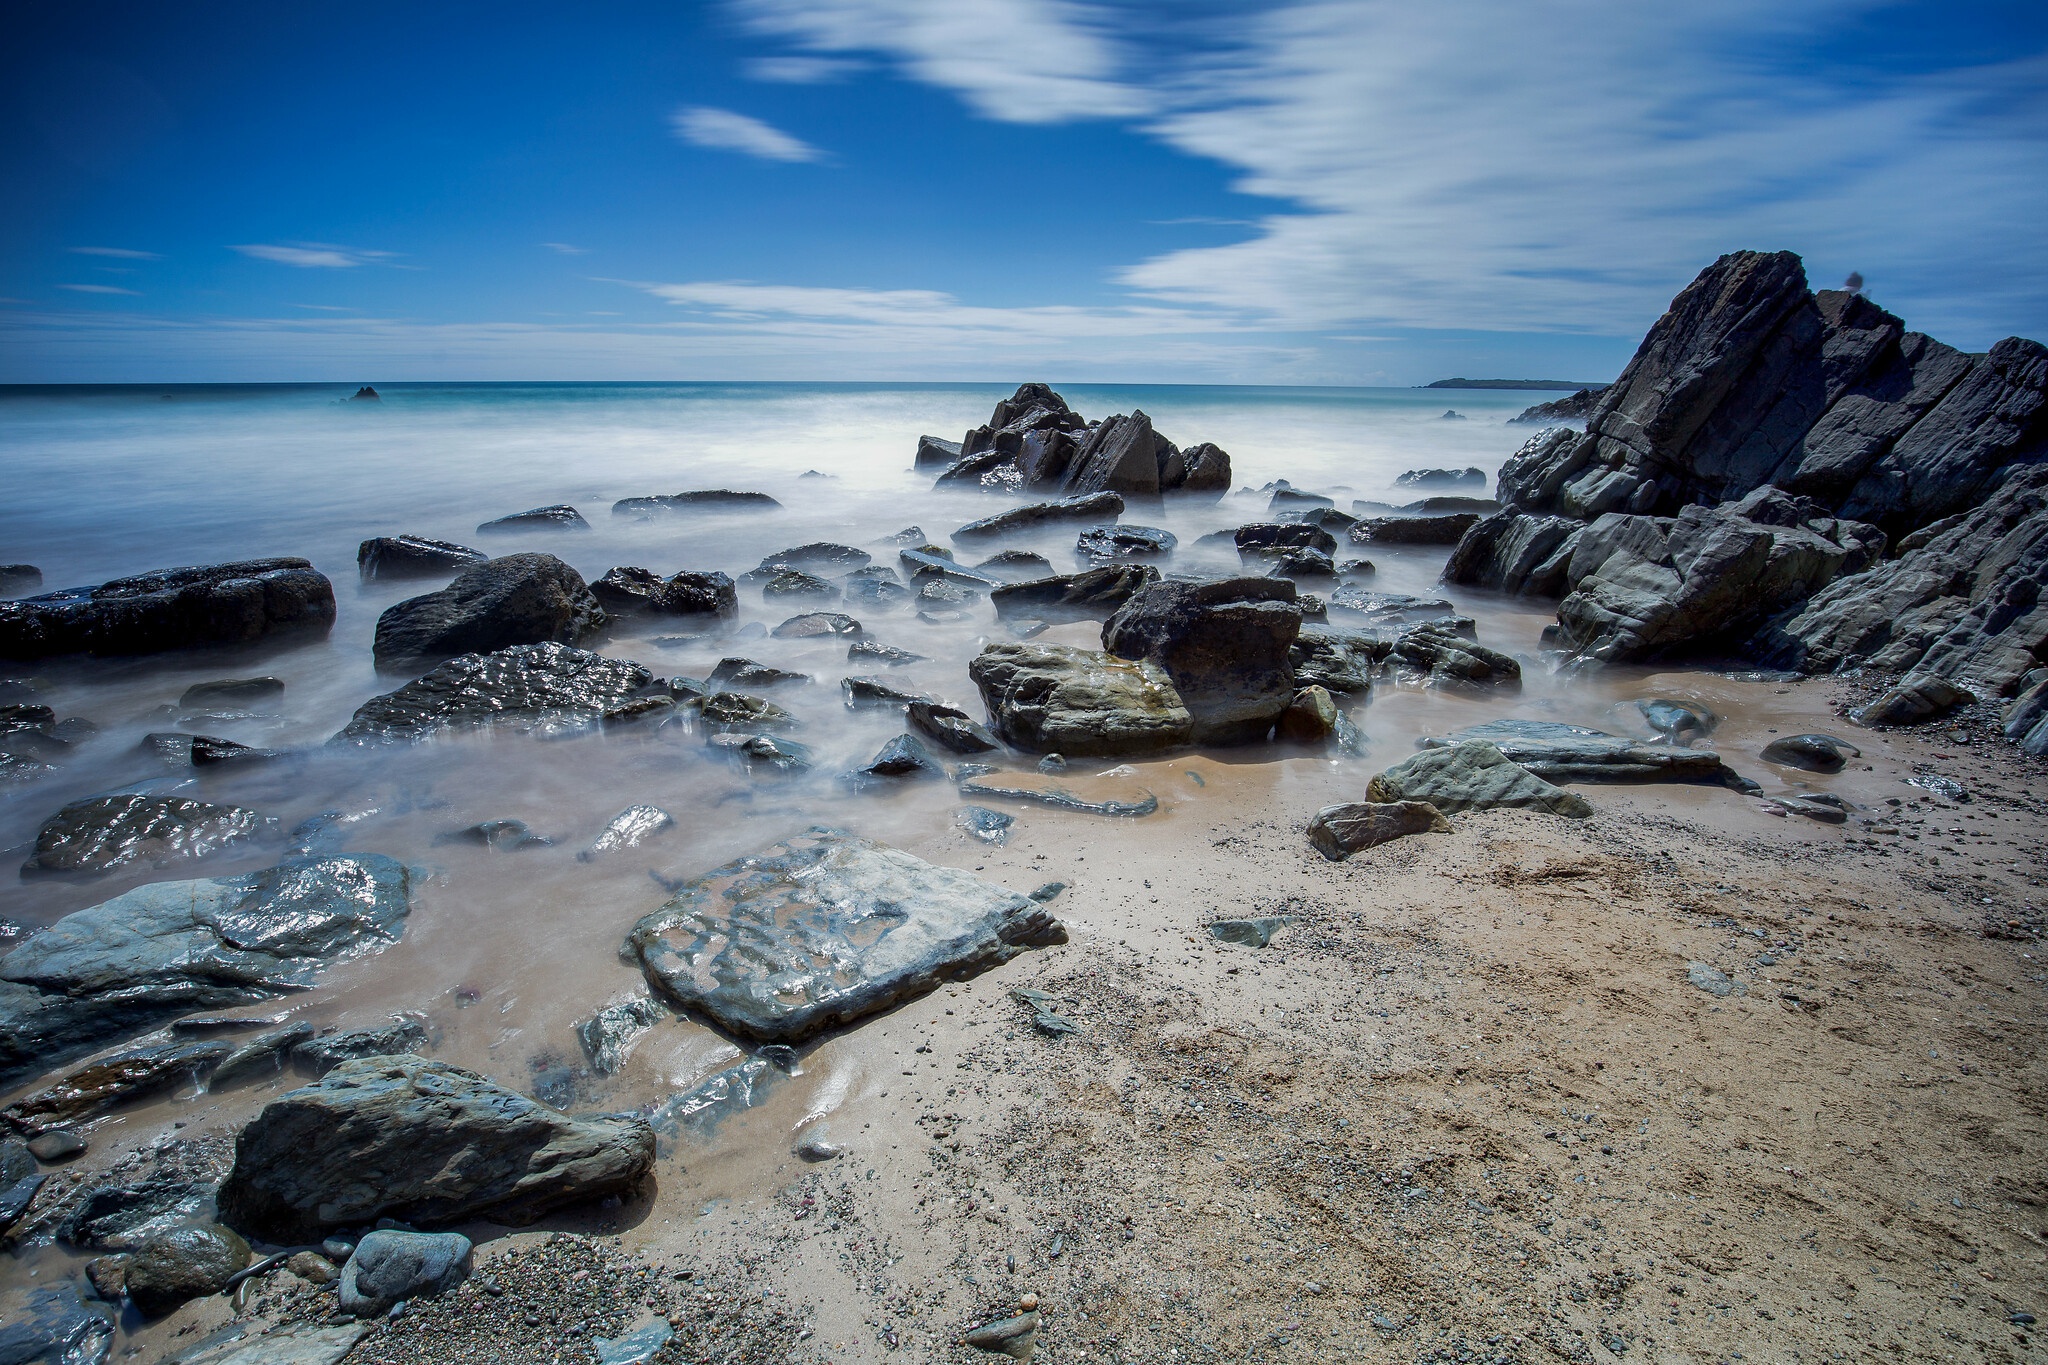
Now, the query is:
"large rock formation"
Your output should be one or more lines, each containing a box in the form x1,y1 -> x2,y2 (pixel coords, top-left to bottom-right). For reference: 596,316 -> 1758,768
968,643 -> 1194,755
928,385 -> 1231,499
0,559 -> 335,661
372,553 -> 606,673
1101,577 -> 1303,744
1444,251 -> 2047,707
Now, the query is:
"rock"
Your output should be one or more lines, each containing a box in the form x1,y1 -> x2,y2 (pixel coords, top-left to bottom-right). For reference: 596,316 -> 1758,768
610,490 -> 780,518
337,1229 -> 471,1316
963,1297 -> 1041,1358
82,1252 -> 127,1301
216,1057 -> 655,1241
1101,577 -> 1302,745
1260,546 -> 1337,580
1366,741 -> 1594,817
1277,686 -> 1339,742
916,578 -> 980,608
1396,467 -> 1486,489
1306,800 -> 1453,859
758,569 -> 837,601
975,551 -> 1056,581
0,559 -> 335,661
0,1286 -> 113,1365
1061,411 -> 1163,497
0,566 -> 43,597
1851,672 -> 1974,726
1760,733 -> 1861,772
125,1224 -> 250,1318
1441,511 -> 1583,596
1326,590 -> 1456,629
1510,389 -> 1603,425
700,691 -> 796,732
1390,621 -> 1521,684
20,793 -> 270,878
955,806 -> 1014,844
291,1016 -> 428,1075
333,642 -> 653,744
576,996 -> 667,1076
60,1170 -> 211,1250
1076,525 -> 1175,563
1418,720 -> 1754,789
758,543 -> 870,573
0,854 -> 413,1090
1234,522 -> 1337,557
855,734 -> 946,782
2004,676 -> 2048,754
624,827 -> 1065,1043
849,639 -> 925,666
907,700 -> 1000,754
0,1173 -> 45,1234
179,677 -> 284,712
1637,698 -> 1717,743
357,537 -> 486,580
968,643 -> 1193,756
587,566 -> 661,613
595,568 -> 740,619
1687,962 -> 1744,998
843,567 -> 910,609
1772,793 -> 1850,823
711,733 -> 812,775
954,494 -> 1125,542
916,435 -> 964,469
594,1321 -> 675,1365
26,1131 -> 85,1162
772,612 -> 864,639
475,505 -> 589,534
1175,443 -> 1232,497
900,548 -> 1001,587
0,1140 -> 32,1186
2,1039 -> 234,1135
1349,513 -> 1482,545
373,554 -> 606,674
794,1137 -> 845,1163
165,1320 -> 369,1365
990,566 -> 1159,622
576,805 -> 676,862
842,677 -> 929,711
1270,487 -> 1335,512
1397,495 -> 1499,515
1288,630 -> 1384,694
207,1022 -> 318,1089
435,818 -> 550,851
958,776 -> 1158,818
190,736 -> 281,768
1208,917 -> 1292,948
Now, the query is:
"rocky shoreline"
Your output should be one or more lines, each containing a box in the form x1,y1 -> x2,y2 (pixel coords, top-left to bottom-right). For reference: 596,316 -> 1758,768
0,251 -> 2043,1364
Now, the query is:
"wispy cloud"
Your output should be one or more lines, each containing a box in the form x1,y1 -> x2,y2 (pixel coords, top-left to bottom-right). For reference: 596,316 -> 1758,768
68,246 -> 163,260
542,242 -> 587,255
293,303 -> 355,312
231,242 -> 394,269
745,54 -> 863,83
58,283 -> 141,295
669,106 -> 822,163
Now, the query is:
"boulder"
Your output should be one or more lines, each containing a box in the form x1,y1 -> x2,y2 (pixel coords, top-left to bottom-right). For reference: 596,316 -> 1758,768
20,793 -> 269,878
842,677 -> 929,711
587,566 -> 661,612
1441,511 -> 1582,596
373,554 -> 606,673
337,1229 -> 471,1316
907,700 -> 1000,754
975,551 -> 1056,581
475,505 -> 588,534
706,658 -> 806,689
843,566 -> 911,609
1277,686 -> 1338,742
357,536 -> 486,580
215,1057 -> 655,1242
968,643 -> 1193,756
332,642 -> 654,744
179,677 -> 284,711
772,612 -> 865,639
1269,487 -> 1335,512
0,854 -> 413,1090
990,566 -> 1160,623
1850,672 -> 1974,727
916,434 -> 964,469
849,639 -> 926,666
1306,800 -> 1452,860
953,494 -> 1124,541
1760,733 -> 1860,772
610,490 -> 780,518
1396,467 -> 1486,489
758,543 -> 871,573
1175,443 -> 1232,498
1061,412 -> 1162,497
125,1224 -> 250,1318
1389,621 -> 1521,684
623,827 -> 1064,1043
854,734 -> 946,781
759,569 -> 838,601
700,692 -> 796,732
1288,630 -> 1385,694
1366,741 -> 1594,817
1101,577 -> 1303,744
0,559 -> 335,661
1418,720 -> 1754,788
1234,523 -> 1337,557
1349,513 -> 1481,546
1636,698 -> 1717,743
1076,525 -> 1176,562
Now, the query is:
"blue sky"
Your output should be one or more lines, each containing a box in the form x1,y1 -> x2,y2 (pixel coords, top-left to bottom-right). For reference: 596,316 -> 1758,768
3,0 -> 2044,384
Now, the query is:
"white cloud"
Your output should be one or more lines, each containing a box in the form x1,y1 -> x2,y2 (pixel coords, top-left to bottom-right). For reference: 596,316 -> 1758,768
542,242 -> 587,254
670,106 -> 822,163
68,246 -> 162,260
58,283 -> 141,295
745,54 -> 864,83
733,0 -> 1142,123
231,242 -> 394,268
293,303 -> 354,311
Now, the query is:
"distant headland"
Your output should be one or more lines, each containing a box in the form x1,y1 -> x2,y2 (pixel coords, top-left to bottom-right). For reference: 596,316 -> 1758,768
1422,378 -> 1612,391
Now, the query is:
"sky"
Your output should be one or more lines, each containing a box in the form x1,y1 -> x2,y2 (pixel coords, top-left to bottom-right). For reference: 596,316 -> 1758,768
2,0 -> 2044,385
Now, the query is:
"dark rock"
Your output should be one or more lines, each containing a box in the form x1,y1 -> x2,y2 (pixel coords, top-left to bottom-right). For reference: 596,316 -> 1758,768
1326,589 -> 1457,630
754,569 -> 836,602
209,1023 -> 318,1088
975,551 -> 1056,581
576,996 -> 666,1076
357,537 -> 486,581
700,691 -> 797,733
82,1253 -> 127,1301
710,733 -> 812,775
1398,495 -> 1499,515
577,805 -> 675,862
1307,800 -> 1452,860
759,543 -> 871,573
475,505 -> 589,534
1850,673 -> 1974,726
771,611 -> 864,640
1260,546 -> 1337,580
963,1300 -> 1040,1359
1390,621 -> 1521,684
26,1131 -> 85,1163
624,827 -> 1064,1043
1076,525 -> 1176,563
907,700 -> 1001,754
969,643 -> 1192,756
190,736 -> 280,768
0,1286 -> 112,1365
338,1229 -> 471,1316
0,853 -> 413,1090
1349,513 -> 1481,545
708,658 -> 807,689
1441,510 -> 1583,596
1102,577 -> 1302,745
654,571 -> 739,619
20,793 -> 270,878
0,1139 -> 32,1186
1637,698 -> 1717,743
1366,741 -> 1594,817
957,778 -> 1159,818
1510,389 -> 1603,425
335,642 -> 652,744
373,554 -> 606,674
351,386 -> 380,401
1062,412 -> 1163,497
0,559 -> 335,661
1773,793 -> 1851,823
1276,686 -> 1338,742
0,1173 -> 45,1234
1395,467 -> 1486,489
954,494 -> 1124,542
1175,443 -> 1232,498
1761,733 -> 1861,771
990,566 -> 1160,623
916,435 -> 963,469
125,1224 -> 249,1318
179,677 -> 284,712
2,1040 -> 234,1134
217,1057 -> 655,1242
610,490 -> 780,518
1270,488 -> 1335,514
856,734 -> 945,780
588,566 -> 661,613
842,676 -> 929,711
435,819 -> 550,851
1288,629 -> 1385,694
1234,523 -> 1337,557
955,806 -> 1014,844
0,566 -> 43,597
60,1171 -> 210,1250
915,578 -> 980,608
843,566 -> 910,609
900,548 -> 1001,587
1419,719 -> 1753,788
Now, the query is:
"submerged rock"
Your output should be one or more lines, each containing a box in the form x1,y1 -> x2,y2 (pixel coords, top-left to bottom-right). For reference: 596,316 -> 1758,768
1075,525 -> 1176,563
1306,800 -> 1452,860
701,692 -> 796,732
1102,577 -> 1303,745
179,677 -> 284,712
989,566 -> 1159,623
842,676 -> 929,711
1637,698 -> 1717,743
338,1229 -> 472,1317
216,1056 -> 655,1242
435,818 -> 550,851
956,776 -> 1159,818
20,793 -> 270,878
1396,467 -> 1487,489
954,494 -> 1125,542
357,536 -> 487,580
1367,741 -> 1594,817
0,559 -> 335,661
1418,719 -> 1754,788
576,995 -> 667,1076
624,827 -> 1065,1043
0,1285 -> 113,1365
577,806 -> 675,862
758,542 -> 871,573
907,700 -> 1000,754
1760,733 -> 1861,772
611,490 -> 780,518
475,505 -> 589,534
955,806 -> 1014,844
333,642 -> 653,744
0,853 -> 413,1089
373,554 -> 606,674
969,642 -> 1193,756
849,639 -> 926,667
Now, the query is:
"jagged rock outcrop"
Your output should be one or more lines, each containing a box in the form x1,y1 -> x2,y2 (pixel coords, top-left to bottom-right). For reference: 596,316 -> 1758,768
1509,389 -> 1604,425
930,385 -> 1231,499
0,559 -> 335,660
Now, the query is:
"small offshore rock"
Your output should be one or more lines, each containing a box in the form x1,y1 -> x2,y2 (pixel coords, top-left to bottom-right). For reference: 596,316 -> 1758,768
475,505 -> 589,534
772,611 -> 864,639
358,535 -> 487,580
850,639 -> 925,666
179,677 -> 284,712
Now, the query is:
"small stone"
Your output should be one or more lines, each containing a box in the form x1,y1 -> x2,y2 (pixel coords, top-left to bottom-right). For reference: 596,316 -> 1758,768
288,1250 -> 339,1284
1686,962 -> 1744,998
27,1130 -> 86,1162
795,1138 -> 845,1163
1306,800 -> 1451,860
1209,917 -> 1291,948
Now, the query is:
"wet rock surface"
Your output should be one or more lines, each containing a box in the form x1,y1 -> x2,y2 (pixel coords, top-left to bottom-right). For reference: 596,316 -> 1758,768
125,1222 -> 250,1317
475,505 -> 589,534
333,641 -> 653,744
19,793 -> 270,878
373,553 -> 607,673
954,494 -> 1125,542
1367,740 -> 1595,817
0,558 -> 335,661
969,642 -> 1192,756
1306,799 -> 1455,861
1075,524 -> 1176,563
2,1039 -> 235,1134
0,1284 -> 113,1365
989,566 -> 1159,623
1760,732 -> 1861,771
356,536 -> 487,580
1102,577 -> 1303,745
577,805 -> 675,861
907,699 -> 1000,754
624,827 -> 1065,1043
216,1056 -> 655,1242
1418,719 -> 1754,788
291,1015 -> 428,1074
610,490 -> 780,518
1349,513 -> 1482,545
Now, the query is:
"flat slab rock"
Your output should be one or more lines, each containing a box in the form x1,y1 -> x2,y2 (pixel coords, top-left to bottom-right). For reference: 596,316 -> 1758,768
21,792 -> 271,878
1418,719 -> 1754,789
623,827 -> 1066,1043
968,642 -> 1192,756
0,558 -> 335,661
216,1056 -> 655,1243
1366,740 -> 1593,818
332,641 -> 654,744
